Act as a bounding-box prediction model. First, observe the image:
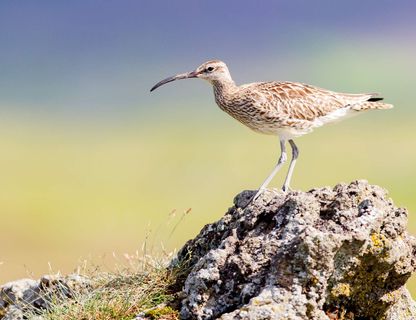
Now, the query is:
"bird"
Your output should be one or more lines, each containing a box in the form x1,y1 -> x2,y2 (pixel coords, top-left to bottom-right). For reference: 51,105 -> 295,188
150,60 -> 393,201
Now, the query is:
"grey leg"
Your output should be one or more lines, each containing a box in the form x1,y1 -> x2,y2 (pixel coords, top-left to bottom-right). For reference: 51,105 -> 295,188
253,139 -> 287,201
282,139 -> 299,192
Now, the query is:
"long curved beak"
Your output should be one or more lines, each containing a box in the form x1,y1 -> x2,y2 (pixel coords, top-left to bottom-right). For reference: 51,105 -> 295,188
150,71 -> 199,92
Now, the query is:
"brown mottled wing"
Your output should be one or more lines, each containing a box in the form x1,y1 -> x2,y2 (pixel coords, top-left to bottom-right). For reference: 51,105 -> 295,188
242,81 -> 372,121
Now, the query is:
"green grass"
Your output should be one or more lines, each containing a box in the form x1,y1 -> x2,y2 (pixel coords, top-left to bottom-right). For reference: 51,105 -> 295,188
28,257 -> 180,320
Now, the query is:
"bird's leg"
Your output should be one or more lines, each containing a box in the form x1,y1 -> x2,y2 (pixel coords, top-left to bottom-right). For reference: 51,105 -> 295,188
252,139 -> 287,201
282,139 -> 299,192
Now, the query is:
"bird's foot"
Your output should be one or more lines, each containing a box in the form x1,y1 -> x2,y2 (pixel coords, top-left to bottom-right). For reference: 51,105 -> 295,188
241,188 -> 265,210
282,185 -> 292,193
252,188 -> 265,202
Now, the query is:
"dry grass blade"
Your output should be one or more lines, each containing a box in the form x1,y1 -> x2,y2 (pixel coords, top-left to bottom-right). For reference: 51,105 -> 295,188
26,257 -> 181,320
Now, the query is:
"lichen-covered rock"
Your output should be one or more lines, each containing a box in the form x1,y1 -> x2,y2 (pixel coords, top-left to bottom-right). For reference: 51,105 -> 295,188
175,180 -> 416,319
0,274 -> 89,319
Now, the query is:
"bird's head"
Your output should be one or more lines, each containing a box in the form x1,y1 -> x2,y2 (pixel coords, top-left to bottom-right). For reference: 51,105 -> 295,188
150,60 -> 232,92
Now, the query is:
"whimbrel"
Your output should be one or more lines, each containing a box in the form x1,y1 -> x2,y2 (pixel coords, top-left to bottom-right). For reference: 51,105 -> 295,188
150,60 -> 393,201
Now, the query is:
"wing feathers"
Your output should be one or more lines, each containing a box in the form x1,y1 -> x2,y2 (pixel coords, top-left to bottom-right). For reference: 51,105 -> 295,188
244,82 -> 392,122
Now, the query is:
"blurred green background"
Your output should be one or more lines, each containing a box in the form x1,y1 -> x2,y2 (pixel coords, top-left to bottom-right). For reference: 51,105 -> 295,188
0,1 -> 415,295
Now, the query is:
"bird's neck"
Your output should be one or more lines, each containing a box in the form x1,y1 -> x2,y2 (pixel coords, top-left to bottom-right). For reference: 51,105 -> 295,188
212,79 -> 237,112
212,79 -> 237,97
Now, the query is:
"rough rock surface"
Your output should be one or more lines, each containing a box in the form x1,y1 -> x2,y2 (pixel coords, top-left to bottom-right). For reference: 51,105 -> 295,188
0,274 -> 89,319
175,181 -> 416,319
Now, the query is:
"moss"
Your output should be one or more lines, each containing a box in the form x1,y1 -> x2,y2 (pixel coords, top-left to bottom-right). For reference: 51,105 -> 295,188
145,306 -> 179,320
325,234 -> 399,319
326,251 -> 397,319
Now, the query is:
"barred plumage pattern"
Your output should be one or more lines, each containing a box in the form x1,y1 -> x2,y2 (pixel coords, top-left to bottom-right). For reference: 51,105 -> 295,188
213,76 -> 392,138
150,59 -> 393,195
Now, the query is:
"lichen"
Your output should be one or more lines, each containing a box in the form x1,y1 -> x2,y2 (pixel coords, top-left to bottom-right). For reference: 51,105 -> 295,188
369,232 -> 390,259
331,283 -> 351,297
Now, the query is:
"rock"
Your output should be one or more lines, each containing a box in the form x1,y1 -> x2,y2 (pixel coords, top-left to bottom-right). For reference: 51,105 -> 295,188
174,180 -> 416,319
0,274 -> 90,319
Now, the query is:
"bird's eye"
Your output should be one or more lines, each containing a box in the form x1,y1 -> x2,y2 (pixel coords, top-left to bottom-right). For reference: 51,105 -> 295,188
206,67 -> 214,72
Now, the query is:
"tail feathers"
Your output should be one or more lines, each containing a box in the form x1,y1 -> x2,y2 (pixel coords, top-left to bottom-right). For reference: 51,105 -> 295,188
367,97 -> 384,102
351,95 -> 393,111
351,101 -> 393,111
